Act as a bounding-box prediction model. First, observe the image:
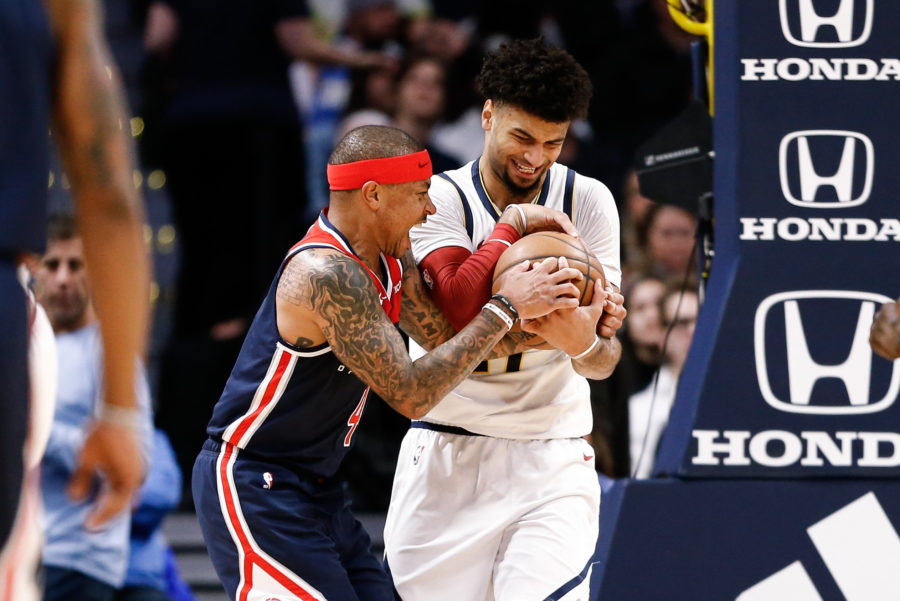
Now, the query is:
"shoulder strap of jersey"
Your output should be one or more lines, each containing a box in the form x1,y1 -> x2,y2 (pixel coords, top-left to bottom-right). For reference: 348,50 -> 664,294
287,214 -> 402,322
437,171 -> 474,242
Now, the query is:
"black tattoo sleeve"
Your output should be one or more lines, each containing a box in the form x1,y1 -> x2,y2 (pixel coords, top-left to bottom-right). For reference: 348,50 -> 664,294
398,250 -> 458,351
283,249 -> 510,419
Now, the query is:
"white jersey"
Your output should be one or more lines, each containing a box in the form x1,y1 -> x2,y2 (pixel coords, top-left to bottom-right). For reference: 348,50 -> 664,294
409,160 -> 621,439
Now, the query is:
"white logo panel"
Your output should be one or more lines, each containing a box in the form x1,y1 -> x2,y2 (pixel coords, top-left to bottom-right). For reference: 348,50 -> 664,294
739,493 -> 900,600
807,492 -> 900,601
754,290 -> 900,415
736,562 -> 823,601
779,130 -> 874,208
779,0 -> 873,48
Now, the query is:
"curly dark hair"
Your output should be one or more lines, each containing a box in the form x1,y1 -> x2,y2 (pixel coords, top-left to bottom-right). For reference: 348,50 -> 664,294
476,37 -> 592,123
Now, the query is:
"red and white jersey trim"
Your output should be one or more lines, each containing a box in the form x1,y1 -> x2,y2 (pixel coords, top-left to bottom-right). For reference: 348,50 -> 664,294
221,343 -> 301,449
216,443 -> 328,601
0,452 -> 42,601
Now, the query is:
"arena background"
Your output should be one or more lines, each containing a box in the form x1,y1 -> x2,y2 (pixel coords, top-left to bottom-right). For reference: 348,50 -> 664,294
42,1 -> 900,599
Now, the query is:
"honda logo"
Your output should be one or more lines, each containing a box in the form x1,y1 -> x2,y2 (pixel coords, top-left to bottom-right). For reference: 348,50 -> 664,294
779,130 -> 874,209
754,291 -> 900,415
779,0 -> 873,48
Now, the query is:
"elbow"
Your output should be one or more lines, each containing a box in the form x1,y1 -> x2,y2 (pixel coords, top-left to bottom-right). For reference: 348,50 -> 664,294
406,406 -> 431,420
382,392 -> 432,420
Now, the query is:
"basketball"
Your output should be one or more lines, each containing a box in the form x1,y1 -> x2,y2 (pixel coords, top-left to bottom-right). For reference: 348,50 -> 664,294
491,232 -> 605,348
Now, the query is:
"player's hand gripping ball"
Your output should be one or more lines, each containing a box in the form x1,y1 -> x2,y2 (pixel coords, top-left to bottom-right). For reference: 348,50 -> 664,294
492,232 -> 605,348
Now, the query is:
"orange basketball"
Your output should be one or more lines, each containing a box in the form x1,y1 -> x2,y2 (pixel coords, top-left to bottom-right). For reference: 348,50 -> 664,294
491,232 -> 605,348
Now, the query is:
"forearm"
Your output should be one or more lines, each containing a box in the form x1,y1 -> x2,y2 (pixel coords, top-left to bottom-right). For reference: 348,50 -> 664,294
51,0 -> 150,409
403,291 -> 532,359
376,306 -> 510,418
293,251 -> 514,420
399,251 -> 458,351
420,223 -> 520,331
571,336 -> 622,380
353,305 -> 511,420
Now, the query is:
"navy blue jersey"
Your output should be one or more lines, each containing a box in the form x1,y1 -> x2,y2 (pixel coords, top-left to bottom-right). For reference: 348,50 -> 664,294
206,212 -> 403,478
0,0 -> 53,254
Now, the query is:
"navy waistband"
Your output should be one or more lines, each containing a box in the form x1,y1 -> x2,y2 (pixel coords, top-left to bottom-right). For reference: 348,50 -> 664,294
202,437 -> 331,484
411,421 -> 484,437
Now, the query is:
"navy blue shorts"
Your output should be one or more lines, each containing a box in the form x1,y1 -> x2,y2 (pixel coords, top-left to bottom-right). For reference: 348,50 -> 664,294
0,260 -> 28,549
192,439 -> 393,601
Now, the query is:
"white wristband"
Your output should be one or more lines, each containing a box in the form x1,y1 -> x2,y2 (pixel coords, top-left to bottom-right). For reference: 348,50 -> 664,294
508,203 -> 527,233
569,335 -> 600,360
483,301 -> 514,330
97,404 -> 140,428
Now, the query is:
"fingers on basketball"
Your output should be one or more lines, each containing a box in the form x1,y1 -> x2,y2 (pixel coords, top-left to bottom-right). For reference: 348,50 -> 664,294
492,232 -> 606,346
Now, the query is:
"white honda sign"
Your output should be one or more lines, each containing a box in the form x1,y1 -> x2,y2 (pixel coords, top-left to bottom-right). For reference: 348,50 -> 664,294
779,130 -> 874,208
754,290 -> 900,415
779,0 -> 873,48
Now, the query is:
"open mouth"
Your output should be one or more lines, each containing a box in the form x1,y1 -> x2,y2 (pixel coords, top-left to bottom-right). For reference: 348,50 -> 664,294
513,160 -> 538,176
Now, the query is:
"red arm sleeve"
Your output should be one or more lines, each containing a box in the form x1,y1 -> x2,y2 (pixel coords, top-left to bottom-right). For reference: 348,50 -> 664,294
418,223 -> 520,331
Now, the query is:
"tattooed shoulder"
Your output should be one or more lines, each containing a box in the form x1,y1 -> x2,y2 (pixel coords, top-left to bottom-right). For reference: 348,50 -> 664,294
278,247 -> 381,315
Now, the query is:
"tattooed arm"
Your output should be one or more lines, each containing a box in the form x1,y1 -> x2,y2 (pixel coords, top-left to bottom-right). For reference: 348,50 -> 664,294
399,250 -> 556,357
278,249 -> 511,419
399,250 -> 460,351
43,0 -> 149,528
278,249 -> 582,418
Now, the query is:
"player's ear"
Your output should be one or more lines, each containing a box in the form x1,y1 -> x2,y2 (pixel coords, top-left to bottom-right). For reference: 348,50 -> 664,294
360,180 -> 381,211
482,99 -> 494,132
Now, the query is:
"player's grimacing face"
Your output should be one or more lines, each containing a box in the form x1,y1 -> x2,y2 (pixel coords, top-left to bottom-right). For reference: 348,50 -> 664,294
384,179 -> 435,258
483,102 -> 570,195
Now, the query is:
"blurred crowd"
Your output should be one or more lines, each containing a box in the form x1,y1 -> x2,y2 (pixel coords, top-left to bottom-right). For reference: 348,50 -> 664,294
36,7 -> 704,599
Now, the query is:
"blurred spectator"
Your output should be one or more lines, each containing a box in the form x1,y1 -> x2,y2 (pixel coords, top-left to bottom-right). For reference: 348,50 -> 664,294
392,57 -> 444,141
340,54 -> 457,172
588,274 -> 666,478
31,215 -> 154,601
629,277 -> 698,478
144,0 -> 392,501
622,275 -> 667,394
429,97 -> 484,164
629,202 -> 697,284
116,428 -> 193,601
336,60 -> 399,140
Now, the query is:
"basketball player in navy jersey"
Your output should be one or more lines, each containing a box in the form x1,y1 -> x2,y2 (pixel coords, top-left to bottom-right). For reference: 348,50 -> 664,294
191,124 -> 587,601
384,38 -> 628,601
0,0 -> 149,598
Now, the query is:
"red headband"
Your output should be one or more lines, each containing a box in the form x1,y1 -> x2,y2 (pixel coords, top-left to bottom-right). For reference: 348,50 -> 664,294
327,149 -> 432,191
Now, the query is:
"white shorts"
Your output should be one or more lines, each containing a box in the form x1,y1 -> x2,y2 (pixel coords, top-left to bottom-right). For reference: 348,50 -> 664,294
383,426 -> 600,601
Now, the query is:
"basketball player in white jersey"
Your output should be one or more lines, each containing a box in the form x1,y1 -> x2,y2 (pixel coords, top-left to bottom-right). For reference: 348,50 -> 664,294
384,38 -> 627,601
